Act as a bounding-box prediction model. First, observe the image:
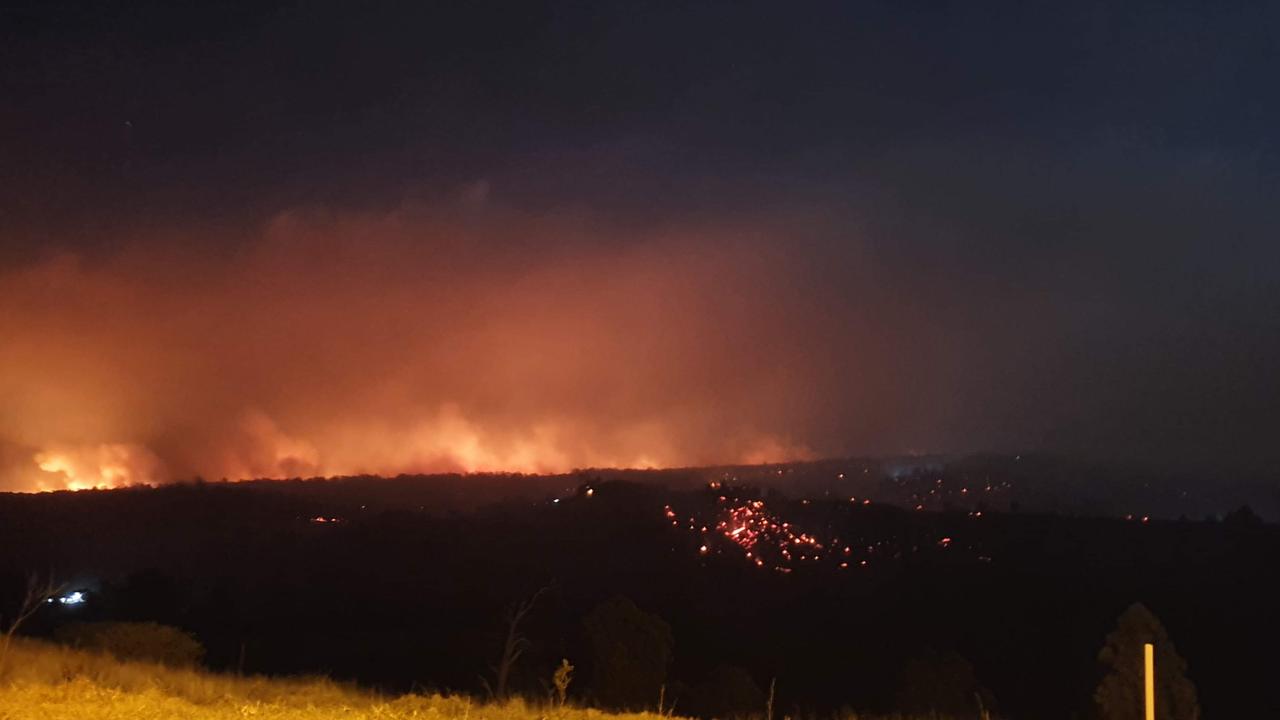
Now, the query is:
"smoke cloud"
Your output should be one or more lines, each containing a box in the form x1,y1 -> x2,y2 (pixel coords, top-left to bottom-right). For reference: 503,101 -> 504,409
0,199 -> 837,491
4,166 -> 1276,493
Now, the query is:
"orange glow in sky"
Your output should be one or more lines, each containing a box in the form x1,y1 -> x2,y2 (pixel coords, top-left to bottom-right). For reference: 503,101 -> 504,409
1,206 -> 827,492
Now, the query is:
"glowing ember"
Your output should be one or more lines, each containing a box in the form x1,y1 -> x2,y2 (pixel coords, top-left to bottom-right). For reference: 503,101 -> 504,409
665,486 -> 990,573
666,494 -> 833,573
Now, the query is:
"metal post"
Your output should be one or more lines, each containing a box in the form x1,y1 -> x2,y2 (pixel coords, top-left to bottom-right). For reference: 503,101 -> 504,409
1144,642 -> 1155,720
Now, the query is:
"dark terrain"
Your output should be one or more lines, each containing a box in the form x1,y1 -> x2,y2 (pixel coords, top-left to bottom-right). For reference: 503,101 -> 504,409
1,459 -> 1276,718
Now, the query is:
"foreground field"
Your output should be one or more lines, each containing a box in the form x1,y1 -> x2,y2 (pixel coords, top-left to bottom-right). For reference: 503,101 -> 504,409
0,639 -> 669,720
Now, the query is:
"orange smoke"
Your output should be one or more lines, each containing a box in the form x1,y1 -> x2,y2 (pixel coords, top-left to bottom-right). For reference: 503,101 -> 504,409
0,201 -> 833,492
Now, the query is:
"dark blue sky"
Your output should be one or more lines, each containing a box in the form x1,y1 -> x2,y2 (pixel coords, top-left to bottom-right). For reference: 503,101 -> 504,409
5,1 -> 1277,219
1,1 -> 1278,484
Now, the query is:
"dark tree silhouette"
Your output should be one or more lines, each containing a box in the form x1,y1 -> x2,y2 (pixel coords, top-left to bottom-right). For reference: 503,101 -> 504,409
0,573 -> 64,677
1094,603 -> 1199,720
894,647 -> 991,720
1223,505 -> 1263,527
583,596 -> 674,711
485,586 -> 547,700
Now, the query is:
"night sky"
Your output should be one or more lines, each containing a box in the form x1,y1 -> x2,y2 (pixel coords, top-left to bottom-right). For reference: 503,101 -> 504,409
2,1 -> 1278,490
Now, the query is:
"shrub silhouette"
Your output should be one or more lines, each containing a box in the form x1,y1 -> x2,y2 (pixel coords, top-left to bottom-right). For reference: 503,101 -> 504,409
583,596 -> 674,711
55,621 -> 205,667
553,658 -> 574,707
894,647 -> 992,720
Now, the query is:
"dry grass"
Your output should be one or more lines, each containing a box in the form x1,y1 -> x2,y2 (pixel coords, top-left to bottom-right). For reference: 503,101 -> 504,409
0,638 -> 674,720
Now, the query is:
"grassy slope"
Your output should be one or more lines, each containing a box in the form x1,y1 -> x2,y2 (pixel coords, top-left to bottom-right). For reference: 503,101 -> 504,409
0,639 -> 667,720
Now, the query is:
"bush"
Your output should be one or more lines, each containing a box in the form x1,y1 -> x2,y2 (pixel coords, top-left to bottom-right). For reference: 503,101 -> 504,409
54,621 -> 205,667
583,596 -> 674,711
894,648 -> 992,720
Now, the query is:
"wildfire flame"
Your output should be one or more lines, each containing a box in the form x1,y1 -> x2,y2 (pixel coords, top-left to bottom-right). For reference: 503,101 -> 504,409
0,208 -> 823,493
33,443 -> 165,492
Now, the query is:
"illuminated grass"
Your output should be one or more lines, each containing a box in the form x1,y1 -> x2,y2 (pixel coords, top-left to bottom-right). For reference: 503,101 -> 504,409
0,639 -> 673,720
0,640 -> 973,720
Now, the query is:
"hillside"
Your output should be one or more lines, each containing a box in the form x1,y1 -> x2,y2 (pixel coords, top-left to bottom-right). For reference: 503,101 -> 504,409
2,478 -> 1276,717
